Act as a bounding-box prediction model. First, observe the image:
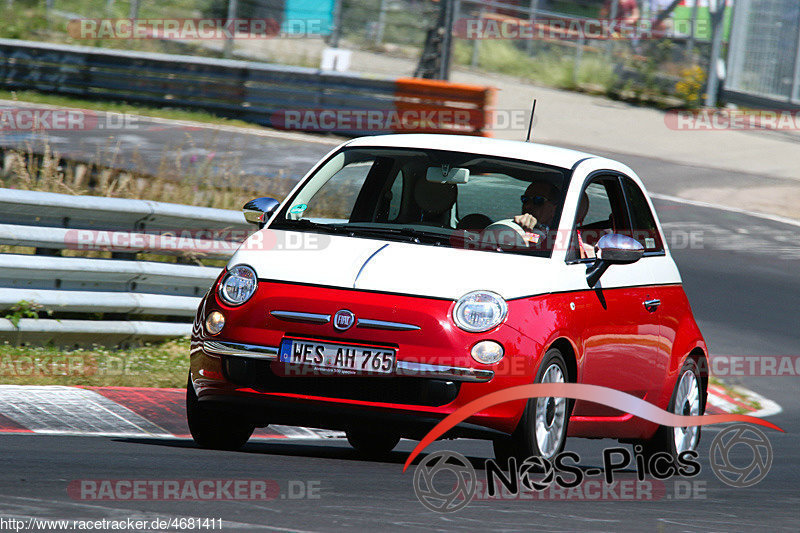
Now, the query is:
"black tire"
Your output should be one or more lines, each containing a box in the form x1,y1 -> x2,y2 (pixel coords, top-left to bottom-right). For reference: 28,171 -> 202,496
346,429 -> 400,457
186,377 -> 255,451
638,358 -> 705,466
493,349 -> 572,467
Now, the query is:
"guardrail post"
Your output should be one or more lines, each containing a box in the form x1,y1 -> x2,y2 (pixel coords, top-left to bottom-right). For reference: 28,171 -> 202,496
687,0 -> 700,53
111,251 -> 138,261
526,0 -> 539,55
129,0 -> 139,20
374,0 -> 388,45
224,0 -> 238,58
330,0 -> 343,48
606,0 -> 619,59
471,7 -> 484,68
574,35 -> 585,86
792,15 -> 800,104
34,247 -> 61,257
704,0 -> 726,107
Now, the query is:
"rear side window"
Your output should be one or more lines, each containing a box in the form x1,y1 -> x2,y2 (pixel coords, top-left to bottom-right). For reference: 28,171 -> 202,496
623,179 -> 663,253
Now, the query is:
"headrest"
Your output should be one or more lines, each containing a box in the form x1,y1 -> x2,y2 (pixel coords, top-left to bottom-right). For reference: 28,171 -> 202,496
414,179 -> 457,215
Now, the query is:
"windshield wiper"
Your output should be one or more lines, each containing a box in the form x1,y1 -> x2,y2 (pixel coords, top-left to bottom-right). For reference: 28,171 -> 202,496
271,219 -> 355,236
273,220 -> 451,246
342,225 -> 450,246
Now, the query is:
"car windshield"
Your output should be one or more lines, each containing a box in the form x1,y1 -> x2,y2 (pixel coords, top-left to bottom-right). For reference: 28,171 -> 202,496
271,147 -> 571,257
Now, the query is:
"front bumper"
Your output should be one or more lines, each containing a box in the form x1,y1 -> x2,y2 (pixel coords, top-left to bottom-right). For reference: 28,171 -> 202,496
190,280 -> 544,437
203,340 -> 495,383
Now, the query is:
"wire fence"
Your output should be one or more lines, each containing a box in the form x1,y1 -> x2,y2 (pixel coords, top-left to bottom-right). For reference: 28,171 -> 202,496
726,0 -> 800,106
3,0 -> 725,105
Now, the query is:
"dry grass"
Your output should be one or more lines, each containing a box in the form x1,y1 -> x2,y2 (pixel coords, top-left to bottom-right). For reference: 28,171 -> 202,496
1,139 -> 292,211
0,338 -> 190,388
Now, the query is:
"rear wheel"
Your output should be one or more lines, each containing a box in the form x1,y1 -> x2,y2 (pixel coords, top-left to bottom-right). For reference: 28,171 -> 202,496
186,377 -> 255,451
346,429 -> 400,457
493,349 -> 571,466
639,359 -> 704,465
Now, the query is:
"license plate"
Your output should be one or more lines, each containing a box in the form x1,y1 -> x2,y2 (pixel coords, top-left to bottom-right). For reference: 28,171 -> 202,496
278,338 -> 396,375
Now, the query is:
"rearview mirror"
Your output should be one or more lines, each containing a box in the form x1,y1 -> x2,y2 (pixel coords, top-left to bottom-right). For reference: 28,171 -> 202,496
586,234 -> 644,287
243,197 -> 280,228
426,165 -> 469,184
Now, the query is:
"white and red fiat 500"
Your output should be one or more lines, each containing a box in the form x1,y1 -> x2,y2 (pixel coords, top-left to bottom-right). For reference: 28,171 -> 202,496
188,134 -> 707,463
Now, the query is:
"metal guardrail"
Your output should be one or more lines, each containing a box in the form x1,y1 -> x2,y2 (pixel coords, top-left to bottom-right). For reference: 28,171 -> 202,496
0,187 -> 251,346
0,38 -> 495,136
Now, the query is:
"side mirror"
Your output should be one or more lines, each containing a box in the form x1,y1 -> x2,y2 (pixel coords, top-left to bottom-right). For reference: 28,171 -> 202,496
586,234 -> 644,287
243,197 -> 280,228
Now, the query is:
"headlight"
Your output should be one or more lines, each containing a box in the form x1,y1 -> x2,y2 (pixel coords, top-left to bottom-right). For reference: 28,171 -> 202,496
218,265 -> 258,306
453,291 -> 508,332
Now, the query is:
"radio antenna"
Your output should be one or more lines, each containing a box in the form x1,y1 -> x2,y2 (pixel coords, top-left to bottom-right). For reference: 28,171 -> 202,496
526,99 -> 537,142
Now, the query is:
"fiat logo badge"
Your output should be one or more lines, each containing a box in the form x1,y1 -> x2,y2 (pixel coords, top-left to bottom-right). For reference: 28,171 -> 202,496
333,310 -> 356,331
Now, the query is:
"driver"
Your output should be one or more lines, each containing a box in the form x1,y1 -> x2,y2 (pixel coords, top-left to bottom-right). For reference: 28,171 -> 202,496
513,181 -> 560,233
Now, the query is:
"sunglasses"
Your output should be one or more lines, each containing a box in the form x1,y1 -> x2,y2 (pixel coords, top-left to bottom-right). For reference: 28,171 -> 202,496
521,195 -> 551,205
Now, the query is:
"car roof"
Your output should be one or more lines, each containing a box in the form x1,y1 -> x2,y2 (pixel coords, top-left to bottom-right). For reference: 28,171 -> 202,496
345,134 -> 597,170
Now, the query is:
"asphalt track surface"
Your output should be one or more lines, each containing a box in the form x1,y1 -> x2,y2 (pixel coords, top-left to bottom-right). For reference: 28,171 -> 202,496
0,136 -> 798,531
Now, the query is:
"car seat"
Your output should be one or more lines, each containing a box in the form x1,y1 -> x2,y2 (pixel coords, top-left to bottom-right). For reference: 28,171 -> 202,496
414,179 -> 457,227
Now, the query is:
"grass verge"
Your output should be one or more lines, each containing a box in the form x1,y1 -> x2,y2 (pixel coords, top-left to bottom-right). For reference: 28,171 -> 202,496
453,39 -> 617,94
0,90 -> 267,131
0,338 -> 189,388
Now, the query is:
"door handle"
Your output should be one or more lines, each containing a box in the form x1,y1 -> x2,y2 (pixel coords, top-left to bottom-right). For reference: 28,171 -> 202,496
643,299 -> 661,312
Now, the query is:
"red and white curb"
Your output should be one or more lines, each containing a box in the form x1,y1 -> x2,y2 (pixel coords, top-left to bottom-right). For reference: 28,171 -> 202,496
707,381 -> 783,418
0,385 -> 342,440
0,383 -> 780,439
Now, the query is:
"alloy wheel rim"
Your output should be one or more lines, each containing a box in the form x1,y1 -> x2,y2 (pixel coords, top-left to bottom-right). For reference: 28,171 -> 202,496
672,369 -> 701,454
535,363 -> 566,459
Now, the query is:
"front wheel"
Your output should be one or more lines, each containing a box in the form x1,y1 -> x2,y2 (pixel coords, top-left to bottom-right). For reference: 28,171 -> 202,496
638,358 -> 705,464
186,377 -> 255,451
493,349 -> 571,466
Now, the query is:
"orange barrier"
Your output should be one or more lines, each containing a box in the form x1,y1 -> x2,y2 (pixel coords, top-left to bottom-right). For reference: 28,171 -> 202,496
394,78 -> 496,137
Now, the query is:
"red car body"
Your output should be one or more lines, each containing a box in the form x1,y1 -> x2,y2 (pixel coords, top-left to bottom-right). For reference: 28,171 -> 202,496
188,134 -> 708,453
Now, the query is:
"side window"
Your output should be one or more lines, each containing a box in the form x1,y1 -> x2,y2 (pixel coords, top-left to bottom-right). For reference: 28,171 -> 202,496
623,179 -> 664,253
568,177 -> 629,261
581,182 -> 614,227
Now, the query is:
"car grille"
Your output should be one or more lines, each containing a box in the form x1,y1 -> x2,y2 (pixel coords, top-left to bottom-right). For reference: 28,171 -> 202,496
222,356 -> 459,407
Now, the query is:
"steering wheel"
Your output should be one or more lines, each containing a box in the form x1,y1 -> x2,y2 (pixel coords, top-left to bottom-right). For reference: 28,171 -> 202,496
481,219 -> 546,249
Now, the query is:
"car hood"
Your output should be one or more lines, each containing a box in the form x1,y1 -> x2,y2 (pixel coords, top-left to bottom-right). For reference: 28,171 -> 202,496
228,229 -> 562,300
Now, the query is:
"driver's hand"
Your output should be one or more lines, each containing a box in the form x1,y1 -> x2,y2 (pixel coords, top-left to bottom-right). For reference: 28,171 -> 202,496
514,214 -> 538,231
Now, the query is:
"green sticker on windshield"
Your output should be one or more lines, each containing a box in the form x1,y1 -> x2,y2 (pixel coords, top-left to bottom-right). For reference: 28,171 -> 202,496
289,204 -> 307,215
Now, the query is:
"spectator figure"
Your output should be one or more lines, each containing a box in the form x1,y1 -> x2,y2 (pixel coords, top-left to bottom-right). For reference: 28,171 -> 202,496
601,0 -> 641,25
